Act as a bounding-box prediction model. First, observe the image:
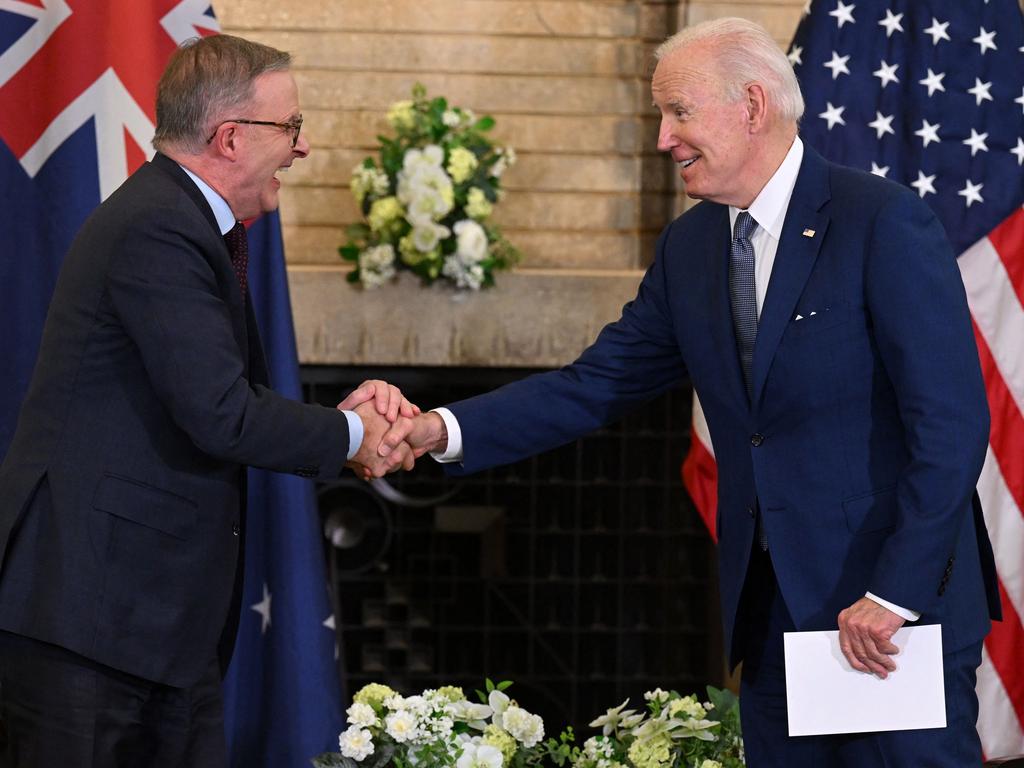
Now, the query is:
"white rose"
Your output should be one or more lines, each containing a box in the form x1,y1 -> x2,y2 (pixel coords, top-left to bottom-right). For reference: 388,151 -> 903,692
456,742 -> 504,768
453,219 -> 488,264
338,726 -> 375,761
346,701 -> 378,728
502,706 -> 544,748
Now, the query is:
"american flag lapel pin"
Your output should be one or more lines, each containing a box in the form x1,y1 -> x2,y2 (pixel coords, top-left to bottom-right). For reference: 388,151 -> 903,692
802,228 -> 815,238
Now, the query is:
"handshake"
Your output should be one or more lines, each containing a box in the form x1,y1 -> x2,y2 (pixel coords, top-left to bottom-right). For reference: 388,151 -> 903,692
338,379 -> 448,479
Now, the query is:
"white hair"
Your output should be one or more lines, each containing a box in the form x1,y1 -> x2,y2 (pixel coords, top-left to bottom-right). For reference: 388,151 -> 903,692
655,17 -> 805,123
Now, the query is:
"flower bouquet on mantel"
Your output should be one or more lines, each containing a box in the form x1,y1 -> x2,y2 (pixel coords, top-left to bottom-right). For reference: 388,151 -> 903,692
313,679 -> 576,768
576,686 -> 744,768
340,83 -> 520,291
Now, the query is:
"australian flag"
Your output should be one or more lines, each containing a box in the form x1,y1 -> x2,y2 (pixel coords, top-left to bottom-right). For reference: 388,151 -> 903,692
790,0 -> 1024,757
0,3 -> 343,766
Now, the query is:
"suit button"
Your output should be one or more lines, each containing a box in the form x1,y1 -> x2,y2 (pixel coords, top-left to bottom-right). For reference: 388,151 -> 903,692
750,433 -> 765,447
747,507 -> 756,518
232,522 -> 240,536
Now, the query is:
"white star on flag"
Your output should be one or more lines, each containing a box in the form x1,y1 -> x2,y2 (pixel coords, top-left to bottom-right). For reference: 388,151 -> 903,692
962,129 -> 989,157
873,59 -> 900,88
1014,87 -> 1024,114
251,582 -> 272,634
923,17 -> 951,45
914,119 -> 942,147
868,111 -> 895,139
830,1 -> 856,28
967,79 -> 994,106
910,170 -> 937,197
957,179 -> 984,207
1012,137 -> 1024,166
973,27 -> 998,54
919,68 -> 946,96
878,9 -> 904,37
818,101 -> 847,129
788,45 -> 804,66
870,162 -> 890,177
824,51 -> 851,80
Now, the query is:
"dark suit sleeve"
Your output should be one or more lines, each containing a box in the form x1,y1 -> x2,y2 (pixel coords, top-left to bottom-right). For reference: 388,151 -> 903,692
862,191 -> 990,613
447,227 -> 687,474
105,206 -> 350,477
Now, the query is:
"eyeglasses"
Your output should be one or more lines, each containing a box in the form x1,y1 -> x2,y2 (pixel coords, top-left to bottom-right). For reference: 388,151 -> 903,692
206,115 -> 303,148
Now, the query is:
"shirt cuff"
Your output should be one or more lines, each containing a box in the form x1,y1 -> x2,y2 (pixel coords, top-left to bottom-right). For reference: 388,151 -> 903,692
430,407 -> 463,463
341,410 -> 363,461
865,592 -> 920,622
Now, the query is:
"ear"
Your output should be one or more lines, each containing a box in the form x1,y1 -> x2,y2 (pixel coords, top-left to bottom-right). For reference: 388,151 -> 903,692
208,122 -> 240,161
745,83 -> 768,132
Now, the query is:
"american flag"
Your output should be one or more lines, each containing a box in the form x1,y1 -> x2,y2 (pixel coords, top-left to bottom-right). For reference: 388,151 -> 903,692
0,3 -> 343,765
682,0 -> 1024,756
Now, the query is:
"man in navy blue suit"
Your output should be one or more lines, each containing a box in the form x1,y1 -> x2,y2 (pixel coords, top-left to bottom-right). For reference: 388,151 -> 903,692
386,17 -> 1000,767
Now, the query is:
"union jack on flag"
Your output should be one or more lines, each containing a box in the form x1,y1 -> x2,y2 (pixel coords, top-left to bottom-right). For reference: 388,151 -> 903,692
0,3 -> 344,766
683,0 -> 1024,757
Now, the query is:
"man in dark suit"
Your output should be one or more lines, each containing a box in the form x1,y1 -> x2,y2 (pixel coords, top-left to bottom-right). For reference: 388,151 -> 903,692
384,17 -> 1000,767
0,35 -> 417,768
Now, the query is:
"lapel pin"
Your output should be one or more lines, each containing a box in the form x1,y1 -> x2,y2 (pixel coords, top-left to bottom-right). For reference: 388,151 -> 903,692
802,228 -> 816,238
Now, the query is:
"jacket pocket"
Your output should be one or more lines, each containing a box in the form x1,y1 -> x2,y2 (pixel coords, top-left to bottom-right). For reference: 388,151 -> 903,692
843,486 -> 897,534
92,473 -> 197,540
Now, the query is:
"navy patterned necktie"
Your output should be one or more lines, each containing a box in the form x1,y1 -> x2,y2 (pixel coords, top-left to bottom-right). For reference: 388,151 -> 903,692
223,221 -> 249,305
729,211 -> 759,398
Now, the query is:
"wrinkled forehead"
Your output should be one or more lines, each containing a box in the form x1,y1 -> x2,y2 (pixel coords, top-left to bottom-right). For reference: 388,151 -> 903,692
651,44 -> 722,104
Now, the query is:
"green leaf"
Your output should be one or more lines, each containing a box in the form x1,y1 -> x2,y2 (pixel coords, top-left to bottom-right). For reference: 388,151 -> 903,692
473,116 -> 496,132
339,245 -> 360,262
310,753 -> 356,768
412,82 -> 427,101
346,270 -> 361,284
496,680 -> 513,691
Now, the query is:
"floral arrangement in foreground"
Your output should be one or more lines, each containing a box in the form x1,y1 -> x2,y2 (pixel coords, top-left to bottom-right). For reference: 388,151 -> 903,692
340,83 -> 519,291
313,682 -> 743,768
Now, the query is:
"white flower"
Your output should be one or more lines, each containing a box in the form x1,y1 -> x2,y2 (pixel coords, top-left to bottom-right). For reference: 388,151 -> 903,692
644,689 -> 670,704
450,700 -> 494,729
442,256 -> 485,290
385,709 -> 419,743
453,219 -> 488,263
338,726 -> 375,761
491,147 -> 516,178
502,705 -> 544,748
456,742 -> 503,768
346,701 -> 378,728
405,187 -> 453,227
699,761 -> 723,768
358,244 -> 396,288
402,145 -> 444,174
443,109 -> 461,127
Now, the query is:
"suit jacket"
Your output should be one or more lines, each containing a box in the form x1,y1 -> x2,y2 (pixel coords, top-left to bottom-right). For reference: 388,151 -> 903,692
0,153 -> 350,687
444,147 -> 1000,665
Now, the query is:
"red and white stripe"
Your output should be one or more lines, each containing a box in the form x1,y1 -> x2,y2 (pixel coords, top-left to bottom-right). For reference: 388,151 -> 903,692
682,206 -> 1024,754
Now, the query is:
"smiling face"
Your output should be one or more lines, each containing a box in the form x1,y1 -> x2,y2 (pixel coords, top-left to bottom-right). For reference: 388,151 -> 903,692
652,43 -> 762,209
226,70 -> 309,220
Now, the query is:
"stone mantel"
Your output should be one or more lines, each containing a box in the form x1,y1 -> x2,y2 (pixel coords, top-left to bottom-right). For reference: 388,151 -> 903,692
288,268 -> 644,369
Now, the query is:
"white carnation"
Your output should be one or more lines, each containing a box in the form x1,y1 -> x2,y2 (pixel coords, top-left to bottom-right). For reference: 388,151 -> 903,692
502,706 -> 544,748
346,701 -> 378,728
385,709 -> 420,743
338,726 -> 375,761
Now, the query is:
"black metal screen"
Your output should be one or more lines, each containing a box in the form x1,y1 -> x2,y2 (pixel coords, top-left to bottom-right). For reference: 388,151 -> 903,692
302,366 -> 721,733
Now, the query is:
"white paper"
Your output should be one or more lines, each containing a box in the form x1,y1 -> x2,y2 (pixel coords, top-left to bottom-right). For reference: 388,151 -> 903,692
783,624 -> 945,736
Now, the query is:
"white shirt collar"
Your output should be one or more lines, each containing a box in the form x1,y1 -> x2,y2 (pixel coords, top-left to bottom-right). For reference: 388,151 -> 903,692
728,136 -> 804,240
178,164 -> 237,236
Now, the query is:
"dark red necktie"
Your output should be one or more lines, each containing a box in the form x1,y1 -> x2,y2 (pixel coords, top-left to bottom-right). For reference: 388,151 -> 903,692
223,221 -> 249,303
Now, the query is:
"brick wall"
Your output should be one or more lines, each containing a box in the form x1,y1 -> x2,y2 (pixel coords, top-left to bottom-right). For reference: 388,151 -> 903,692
214,0 -> 805,366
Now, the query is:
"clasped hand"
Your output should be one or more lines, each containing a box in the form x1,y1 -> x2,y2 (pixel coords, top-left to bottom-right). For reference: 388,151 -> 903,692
337,380 -> 444,479
837,596 -> 905,678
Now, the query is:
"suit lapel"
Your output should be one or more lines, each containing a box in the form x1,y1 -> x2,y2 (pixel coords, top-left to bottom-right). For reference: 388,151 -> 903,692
750,148 -> 831,405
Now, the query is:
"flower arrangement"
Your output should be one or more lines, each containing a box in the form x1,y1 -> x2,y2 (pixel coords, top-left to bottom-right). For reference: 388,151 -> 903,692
340,84 -> 520,290
313,680 -> 576,768
573,686 -> 743,768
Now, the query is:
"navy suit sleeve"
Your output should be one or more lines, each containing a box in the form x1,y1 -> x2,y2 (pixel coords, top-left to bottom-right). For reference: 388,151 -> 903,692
862,191 -> 990,613
447,227 -> 687,474
105,207 -> 350,477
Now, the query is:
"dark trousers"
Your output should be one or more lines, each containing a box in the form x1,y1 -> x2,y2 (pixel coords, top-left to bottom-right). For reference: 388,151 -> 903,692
737,545 -> 984,767
0,631 -> 227,768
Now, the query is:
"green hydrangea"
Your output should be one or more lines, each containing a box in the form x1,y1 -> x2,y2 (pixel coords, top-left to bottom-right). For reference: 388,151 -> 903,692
626,733 -> 673,768
668,695 -> 706,720
353,683 -> 397,712
446,147 -> 478,183
482,724 -> 518,764
367,196 -> 404,233
465,188 -> 493,219
436,686 -> 465,704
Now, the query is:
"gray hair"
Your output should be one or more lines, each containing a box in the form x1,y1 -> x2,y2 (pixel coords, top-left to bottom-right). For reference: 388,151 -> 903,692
153,34 -> 292,154
655,17 -> 804,123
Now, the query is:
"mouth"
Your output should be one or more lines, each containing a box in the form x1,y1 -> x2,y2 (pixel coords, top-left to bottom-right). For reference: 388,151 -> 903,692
677,155 -> 699,170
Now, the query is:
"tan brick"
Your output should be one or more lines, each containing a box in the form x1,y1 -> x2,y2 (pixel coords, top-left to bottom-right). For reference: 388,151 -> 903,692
219,0 -> 641,38
248,31 -> 643,77
683,3 -> 804,44
294,71 -> 644,115
288,269 -> 644,367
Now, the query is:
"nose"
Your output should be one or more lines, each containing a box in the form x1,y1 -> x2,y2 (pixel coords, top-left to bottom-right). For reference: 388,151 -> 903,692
657,118 -> 678,153
293,131 -> 310,158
